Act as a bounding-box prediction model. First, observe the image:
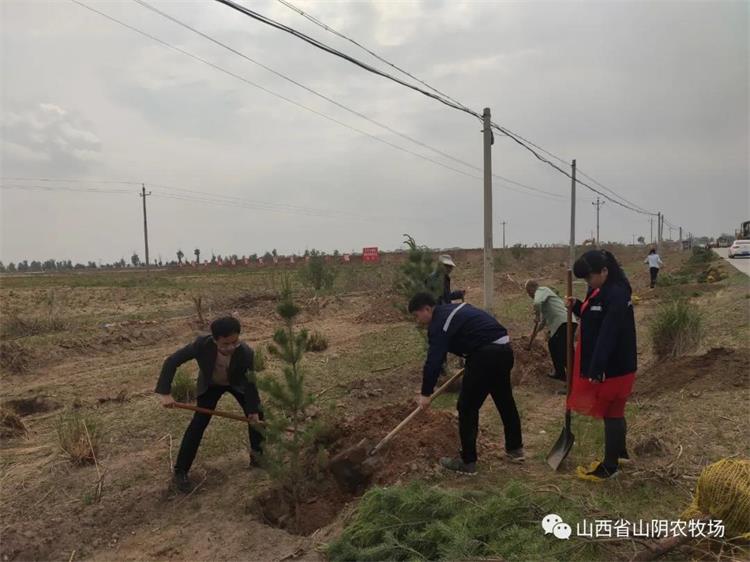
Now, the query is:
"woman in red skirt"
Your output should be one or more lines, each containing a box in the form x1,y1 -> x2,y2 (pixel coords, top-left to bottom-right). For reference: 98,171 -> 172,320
568,250 -> 637,481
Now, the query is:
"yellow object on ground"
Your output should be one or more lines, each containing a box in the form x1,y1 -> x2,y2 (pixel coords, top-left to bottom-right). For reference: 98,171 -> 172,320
682,458 -> 750,539
576,460 -> 607,482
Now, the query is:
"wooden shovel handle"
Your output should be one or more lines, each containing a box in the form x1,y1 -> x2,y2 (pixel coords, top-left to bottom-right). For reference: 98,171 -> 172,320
169,402 -> 264,426
370,368 -> 465,456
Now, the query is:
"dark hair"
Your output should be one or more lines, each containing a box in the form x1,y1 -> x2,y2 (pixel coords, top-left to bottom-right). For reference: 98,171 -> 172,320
573,250 -> 630,288
211,316 -> 241,338
649,248 -> 656,255
408,292 -> 436,312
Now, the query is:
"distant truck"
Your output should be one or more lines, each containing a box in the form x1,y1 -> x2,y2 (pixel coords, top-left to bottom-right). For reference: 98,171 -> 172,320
739,220 -> 750,240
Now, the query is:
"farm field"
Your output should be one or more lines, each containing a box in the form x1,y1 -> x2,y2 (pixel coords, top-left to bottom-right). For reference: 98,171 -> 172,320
1,245 -> 748,562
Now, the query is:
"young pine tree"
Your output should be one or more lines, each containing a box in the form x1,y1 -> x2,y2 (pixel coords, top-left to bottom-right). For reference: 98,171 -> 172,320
258,276 -> 321,522
394,234 -> 440,311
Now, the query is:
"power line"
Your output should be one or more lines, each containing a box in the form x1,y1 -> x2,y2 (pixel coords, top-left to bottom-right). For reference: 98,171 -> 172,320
214,0 -> 482,119
219,0 -> 664,217
72,1 -> 562,202
274,0 -> 469,111
0,184 -> 132,194
132,0 -> 562,201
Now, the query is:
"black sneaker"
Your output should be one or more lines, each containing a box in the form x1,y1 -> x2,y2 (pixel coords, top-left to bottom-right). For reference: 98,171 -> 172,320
439,457 -> 477,474
506,448 -> 525,463
172,471 -> 192,493
249,450 -> 264,469
576,461 -> 618,481
547,372 -> 566,381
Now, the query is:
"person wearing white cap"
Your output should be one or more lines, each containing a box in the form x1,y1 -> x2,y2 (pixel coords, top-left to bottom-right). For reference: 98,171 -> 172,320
430,254 -> 466,305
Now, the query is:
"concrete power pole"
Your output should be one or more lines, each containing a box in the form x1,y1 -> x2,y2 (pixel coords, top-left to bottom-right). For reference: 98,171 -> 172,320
657,212 -> 663,254
679,226 -> 683,252
650,217 -> 654,245
592,198 -> 605,246
140,184 -> 152,271
482,108 -> 494,312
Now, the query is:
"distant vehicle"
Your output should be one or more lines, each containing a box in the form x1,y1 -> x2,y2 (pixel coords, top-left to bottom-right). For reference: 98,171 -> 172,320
737,220 -> 750,240
728,240 -> 750,259
716,235 -> 734,248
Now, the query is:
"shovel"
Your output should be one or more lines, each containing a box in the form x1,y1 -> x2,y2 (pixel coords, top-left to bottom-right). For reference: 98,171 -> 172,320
168,402 -> 265,428
546,269 -> 575,470
329,368 -> 465,493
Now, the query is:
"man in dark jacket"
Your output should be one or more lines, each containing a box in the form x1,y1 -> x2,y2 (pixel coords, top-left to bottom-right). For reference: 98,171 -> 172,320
429,254 -> 466,305
409,293 -> 523,474
155,316 -> 263,492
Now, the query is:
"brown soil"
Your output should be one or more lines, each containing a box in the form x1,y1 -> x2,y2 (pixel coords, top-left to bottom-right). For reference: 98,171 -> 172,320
253,401 -> 493,536
354,298 -> 408,324
635,347 -> 750,396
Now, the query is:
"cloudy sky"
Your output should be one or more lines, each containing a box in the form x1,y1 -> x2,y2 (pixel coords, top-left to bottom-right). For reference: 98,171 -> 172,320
1,0 -> 747,264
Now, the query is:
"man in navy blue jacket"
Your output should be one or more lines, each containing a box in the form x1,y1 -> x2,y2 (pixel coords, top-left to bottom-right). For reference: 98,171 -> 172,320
409,293 -> 523,474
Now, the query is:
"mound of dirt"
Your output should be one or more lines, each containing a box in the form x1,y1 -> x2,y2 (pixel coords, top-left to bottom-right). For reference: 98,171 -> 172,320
354,300 -> 408,324
332,402 -> 465,487
636,347 -> 750,396
252,401 -> 495,536
510,338 -> 564,391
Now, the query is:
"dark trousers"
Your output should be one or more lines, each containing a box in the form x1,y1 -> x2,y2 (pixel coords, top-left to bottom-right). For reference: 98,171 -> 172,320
457,344 -> 522,463
603,417 -> 627,469
548,323 -> 578,380
649,267 -> 659,288
174,385 -> 263,474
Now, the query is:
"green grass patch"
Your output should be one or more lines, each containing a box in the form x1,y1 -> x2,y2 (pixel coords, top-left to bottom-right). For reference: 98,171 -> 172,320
650,299 -> 703,358
327,480 -> 597,562
171,368 -> 197,402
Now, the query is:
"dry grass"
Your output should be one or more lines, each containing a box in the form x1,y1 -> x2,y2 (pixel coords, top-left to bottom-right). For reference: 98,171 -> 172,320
0,408 -> 27,438
306,331 -> 329,352
56,409 -> 100,465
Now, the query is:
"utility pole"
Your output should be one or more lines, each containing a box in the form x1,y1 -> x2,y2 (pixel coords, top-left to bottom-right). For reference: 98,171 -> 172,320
482,108 -> 494,312
140,184 -> 152,271
650,217 -> 654,245
592,198 -> 605,246
657,212 -> 662,254
679,226 -> 683,252
501,221 -> 507,249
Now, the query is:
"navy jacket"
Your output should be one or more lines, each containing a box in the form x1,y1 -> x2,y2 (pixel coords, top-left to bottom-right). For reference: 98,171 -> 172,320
428,271 -> 465,305
422,303 -> 508,395
155,335 -> 262,413
572,281 -> 637,381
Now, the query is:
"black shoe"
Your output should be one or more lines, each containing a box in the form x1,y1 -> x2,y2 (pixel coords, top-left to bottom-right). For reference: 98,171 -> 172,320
439,457 -> 477,474
506,448 -> 526,463
172,471 -> 192,493
249,450 -> 264,469
547,372 -> 566,381
576,461 -> 618,481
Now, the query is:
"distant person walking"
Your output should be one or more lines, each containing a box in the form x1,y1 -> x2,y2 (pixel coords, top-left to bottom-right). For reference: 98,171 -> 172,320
644,249 -> 664,288
567,250 -> 637,481
429,254 -> 466,305
524,280 -> 577,382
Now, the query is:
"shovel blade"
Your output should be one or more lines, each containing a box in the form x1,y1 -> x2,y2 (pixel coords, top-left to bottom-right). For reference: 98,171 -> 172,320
546,426 -> 575,471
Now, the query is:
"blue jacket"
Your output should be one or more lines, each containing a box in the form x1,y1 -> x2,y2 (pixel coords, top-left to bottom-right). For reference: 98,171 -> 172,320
422,303 -> 508,395
572,281 -> 637,381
